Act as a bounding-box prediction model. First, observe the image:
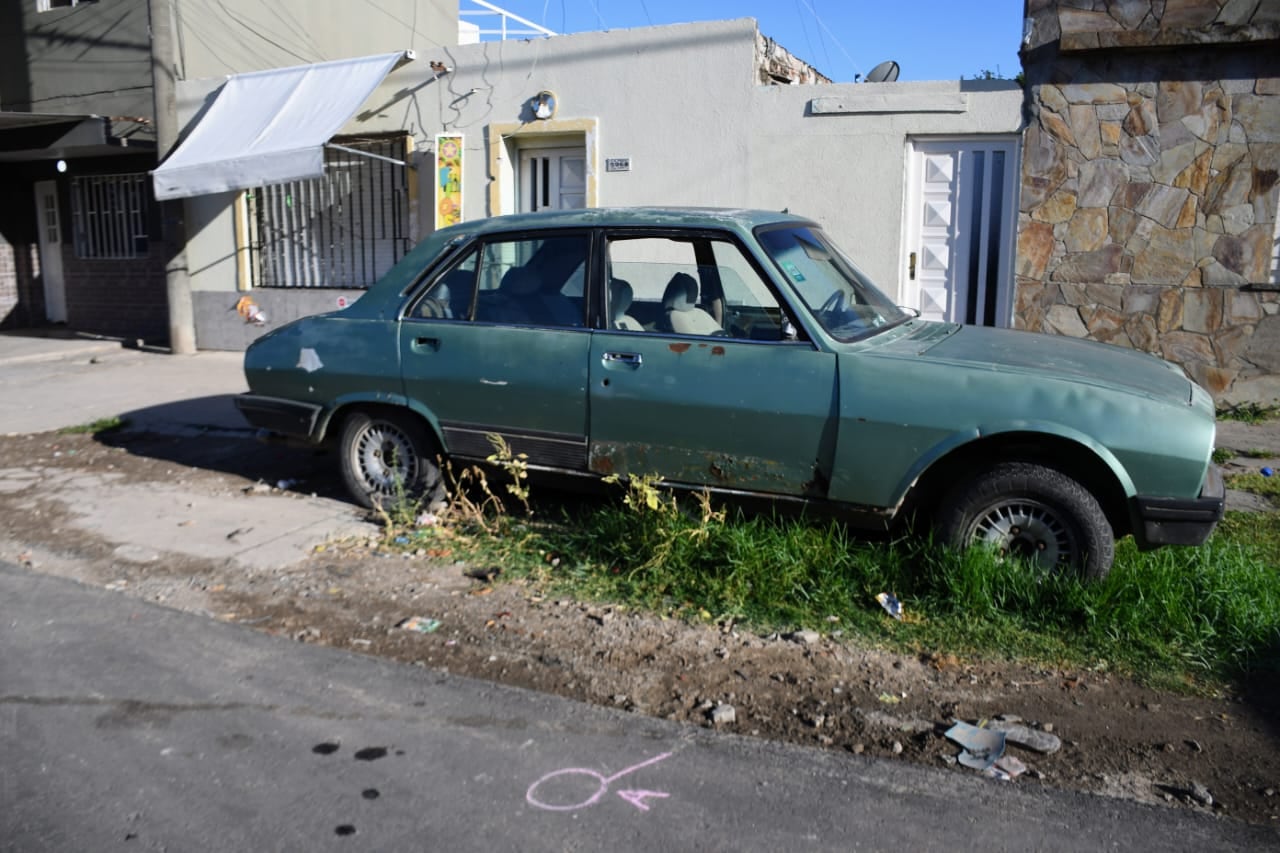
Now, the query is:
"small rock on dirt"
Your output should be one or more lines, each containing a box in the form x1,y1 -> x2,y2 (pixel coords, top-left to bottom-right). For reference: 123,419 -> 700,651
791,630 -> 821,645
1189,781 -> 1213,807
710,704 -> 736,726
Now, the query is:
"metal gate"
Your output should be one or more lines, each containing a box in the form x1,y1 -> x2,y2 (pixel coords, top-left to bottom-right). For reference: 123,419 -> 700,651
246,137 -> 411,288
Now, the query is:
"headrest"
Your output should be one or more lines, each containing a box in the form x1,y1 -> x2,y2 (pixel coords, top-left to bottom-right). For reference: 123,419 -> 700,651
610,278 -> 633,318
662,273 -> 698,312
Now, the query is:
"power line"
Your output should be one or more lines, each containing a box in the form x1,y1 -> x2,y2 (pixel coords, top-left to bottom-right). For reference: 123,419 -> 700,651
797,0 -> 861,80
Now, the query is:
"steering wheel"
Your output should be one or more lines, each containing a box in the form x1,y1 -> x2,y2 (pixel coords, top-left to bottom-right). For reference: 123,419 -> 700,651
817,290 -> 845,322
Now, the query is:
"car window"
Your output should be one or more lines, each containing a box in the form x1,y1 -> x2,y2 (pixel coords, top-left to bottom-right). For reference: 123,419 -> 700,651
605,235 -> 789,340
757,225 -> 907,340
469,235 -> 588,328
410,247 -> 478,320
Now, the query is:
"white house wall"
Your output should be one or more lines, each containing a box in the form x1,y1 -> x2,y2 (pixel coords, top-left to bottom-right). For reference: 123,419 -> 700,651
177,18 -> 1023,347
747,81 -> 1024,295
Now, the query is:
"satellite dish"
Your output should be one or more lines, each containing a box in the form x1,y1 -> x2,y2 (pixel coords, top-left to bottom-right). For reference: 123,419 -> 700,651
864,60 -> 901,83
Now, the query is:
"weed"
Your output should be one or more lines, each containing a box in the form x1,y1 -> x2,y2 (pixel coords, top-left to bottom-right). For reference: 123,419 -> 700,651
58,416 -> 126,435
1239,448 -> 1278,460
1225,472 -> 1280,500
1212,447 -> 1234,464
1218,403 -> 1280,424
485,434 -> 531,515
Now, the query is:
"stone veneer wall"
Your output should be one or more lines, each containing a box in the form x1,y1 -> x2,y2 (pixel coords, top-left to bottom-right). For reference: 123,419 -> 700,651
1017,0 -> 1280,404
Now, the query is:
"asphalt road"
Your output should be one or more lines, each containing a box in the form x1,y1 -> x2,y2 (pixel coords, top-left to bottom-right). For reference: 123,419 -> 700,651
2,562 -> 1274,852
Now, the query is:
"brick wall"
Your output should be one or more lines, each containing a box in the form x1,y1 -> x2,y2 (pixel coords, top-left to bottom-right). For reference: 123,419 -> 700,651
61,248 -> 169,343
0,239 -> 44,330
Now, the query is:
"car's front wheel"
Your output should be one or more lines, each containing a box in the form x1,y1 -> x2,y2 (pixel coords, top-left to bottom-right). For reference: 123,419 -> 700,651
936,461 -> 1114,581
338,409 -> 446,510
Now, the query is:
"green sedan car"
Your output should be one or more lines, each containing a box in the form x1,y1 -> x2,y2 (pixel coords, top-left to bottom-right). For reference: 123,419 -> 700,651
236,208 -> 1224,579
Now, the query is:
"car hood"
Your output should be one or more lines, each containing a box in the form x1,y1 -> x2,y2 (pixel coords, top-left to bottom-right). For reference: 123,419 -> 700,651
881,322 -> 1192,405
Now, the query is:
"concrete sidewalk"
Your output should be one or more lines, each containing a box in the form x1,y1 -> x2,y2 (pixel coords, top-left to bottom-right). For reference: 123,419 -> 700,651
0,331 -> 248,435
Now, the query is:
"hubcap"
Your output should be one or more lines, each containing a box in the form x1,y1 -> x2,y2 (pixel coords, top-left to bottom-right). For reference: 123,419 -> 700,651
967,499 -> 1076,571
354,421 -> 418,495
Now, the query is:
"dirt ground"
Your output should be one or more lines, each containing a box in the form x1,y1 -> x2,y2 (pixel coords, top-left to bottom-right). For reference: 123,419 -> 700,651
1,427 -> 1277,830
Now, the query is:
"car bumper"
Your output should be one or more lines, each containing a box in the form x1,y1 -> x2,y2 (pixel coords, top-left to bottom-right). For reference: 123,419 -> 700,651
234,393 -> 322,440
1133,465 -> 1225,548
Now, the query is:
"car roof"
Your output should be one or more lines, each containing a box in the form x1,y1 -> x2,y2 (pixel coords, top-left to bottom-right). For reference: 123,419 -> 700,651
445,207 -> 815,237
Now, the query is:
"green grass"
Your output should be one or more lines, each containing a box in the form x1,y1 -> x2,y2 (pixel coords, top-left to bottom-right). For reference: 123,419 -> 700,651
1212,447 -> 1235,464
1239,448 -> 1279,460
391,482 -> 1280,689
1226,472 -> 1280,500
57,416 -> 126,435
1218,403 -> 1280,424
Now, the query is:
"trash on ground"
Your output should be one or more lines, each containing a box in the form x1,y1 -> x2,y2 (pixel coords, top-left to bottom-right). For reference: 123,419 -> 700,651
985,720 -> 1062,754
1261,467 -> 1273,477
877,692 -> 903,705
417,511 -> 440,526
945,720 -> 1007,771
464,566 -> 502,582
276,478 -> 299,489
396,616 -> 441,633
987,754 -> 1028,781
875,592 -> 903,620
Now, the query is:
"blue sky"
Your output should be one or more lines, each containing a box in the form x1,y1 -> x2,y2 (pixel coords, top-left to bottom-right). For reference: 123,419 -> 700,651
471,1 -> 1025,83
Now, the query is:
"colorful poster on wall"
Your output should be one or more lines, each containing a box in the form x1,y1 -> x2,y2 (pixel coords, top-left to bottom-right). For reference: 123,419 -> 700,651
435,134 -> 463,230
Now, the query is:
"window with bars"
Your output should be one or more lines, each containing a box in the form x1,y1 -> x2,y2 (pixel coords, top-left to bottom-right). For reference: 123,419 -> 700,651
70,173 -> 151,260
245,137 -> 412,289
38,0 -> 98,11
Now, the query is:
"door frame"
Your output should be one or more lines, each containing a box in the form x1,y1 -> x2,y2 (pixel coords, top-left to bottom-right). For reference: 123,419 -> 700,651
486,118 -> 599,215
33,180 -> 68,324
900,135 -> 1020,327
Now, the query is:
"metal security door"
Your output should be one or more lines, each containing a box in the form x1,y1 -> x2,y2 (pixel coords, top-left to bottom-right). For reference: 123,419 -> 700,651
34,181 -> 67,323
903,139 -> 1017,326
518,147 -> 586,212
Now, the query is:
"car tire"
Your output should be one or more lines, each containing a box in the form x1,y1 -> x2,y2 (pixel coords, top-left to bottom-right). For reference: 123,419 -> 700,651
936,461 -> 1114,581
338,409 -> 446,510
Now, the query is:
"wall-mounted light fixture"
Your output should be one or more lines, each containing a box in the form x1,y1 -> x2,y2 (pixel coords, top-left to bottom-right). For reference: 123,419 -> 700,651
532,90 -> 557,120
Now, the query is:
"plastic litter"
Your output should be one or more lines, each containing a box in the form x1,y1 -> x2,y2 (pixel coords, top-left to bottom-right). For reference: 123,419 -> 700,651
875,592 -> 904,620
396,616 -> 441,633
944,720 -> 1007,771
1261,467 -> 1273,477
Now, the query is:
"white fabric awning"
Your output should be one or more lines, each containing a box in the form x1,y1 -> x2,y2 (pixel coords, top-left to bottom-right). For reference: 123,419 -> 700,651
152,51 -> 412,201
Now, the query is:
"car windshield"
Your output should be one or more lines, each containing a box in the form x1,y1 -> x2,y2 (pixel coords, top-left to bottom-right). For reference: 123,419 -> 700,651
757,225 -> 909,341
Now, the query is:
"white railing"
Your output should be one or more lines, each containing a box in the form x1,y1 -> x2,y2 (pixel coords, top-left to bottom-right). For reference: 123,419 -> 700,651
460,0 -> 557,40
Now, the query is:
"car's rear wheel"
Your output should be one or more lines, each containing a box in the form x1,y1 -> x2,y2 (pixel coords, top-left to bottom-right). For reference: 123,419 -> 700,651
338,409 -> 445,510
936,461 -> 1114,581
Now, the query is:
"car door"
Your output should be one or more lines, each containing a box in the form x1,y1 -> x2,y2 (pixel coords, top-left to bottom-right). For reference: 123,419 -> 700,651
587,231 -> 838,496
399,231 -> 592,469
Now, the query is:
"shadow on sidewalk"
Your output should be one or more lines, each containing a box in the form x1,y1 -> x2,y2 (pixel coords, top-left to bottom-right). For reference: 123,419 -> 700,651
94,396 -> 350,502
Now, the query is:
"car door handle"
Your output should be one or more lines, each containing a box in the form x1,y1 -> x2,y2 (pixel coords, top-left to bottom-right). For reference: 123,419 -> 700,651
412,336 -> 440,352
602,351 -> 642,368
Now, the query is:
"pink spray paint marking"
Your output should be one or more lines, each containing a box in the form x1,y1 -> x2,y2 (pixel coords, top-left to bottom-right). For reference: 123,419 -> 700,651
526,751 -> 673,813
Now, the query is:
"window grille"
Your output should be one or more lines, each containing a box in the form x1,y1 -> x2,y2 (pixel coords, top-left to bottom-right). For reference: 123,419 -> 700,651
246,137 -> 411,289
38,0 -> 98,11
70,173 -> 150,260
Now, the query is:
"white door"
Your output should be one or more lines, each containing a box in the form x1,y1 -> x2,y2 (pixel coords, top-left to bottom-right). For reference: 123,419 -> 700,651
518,147 -> 586,212
34,180 -> 67,323
902,139 -> 1018,326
